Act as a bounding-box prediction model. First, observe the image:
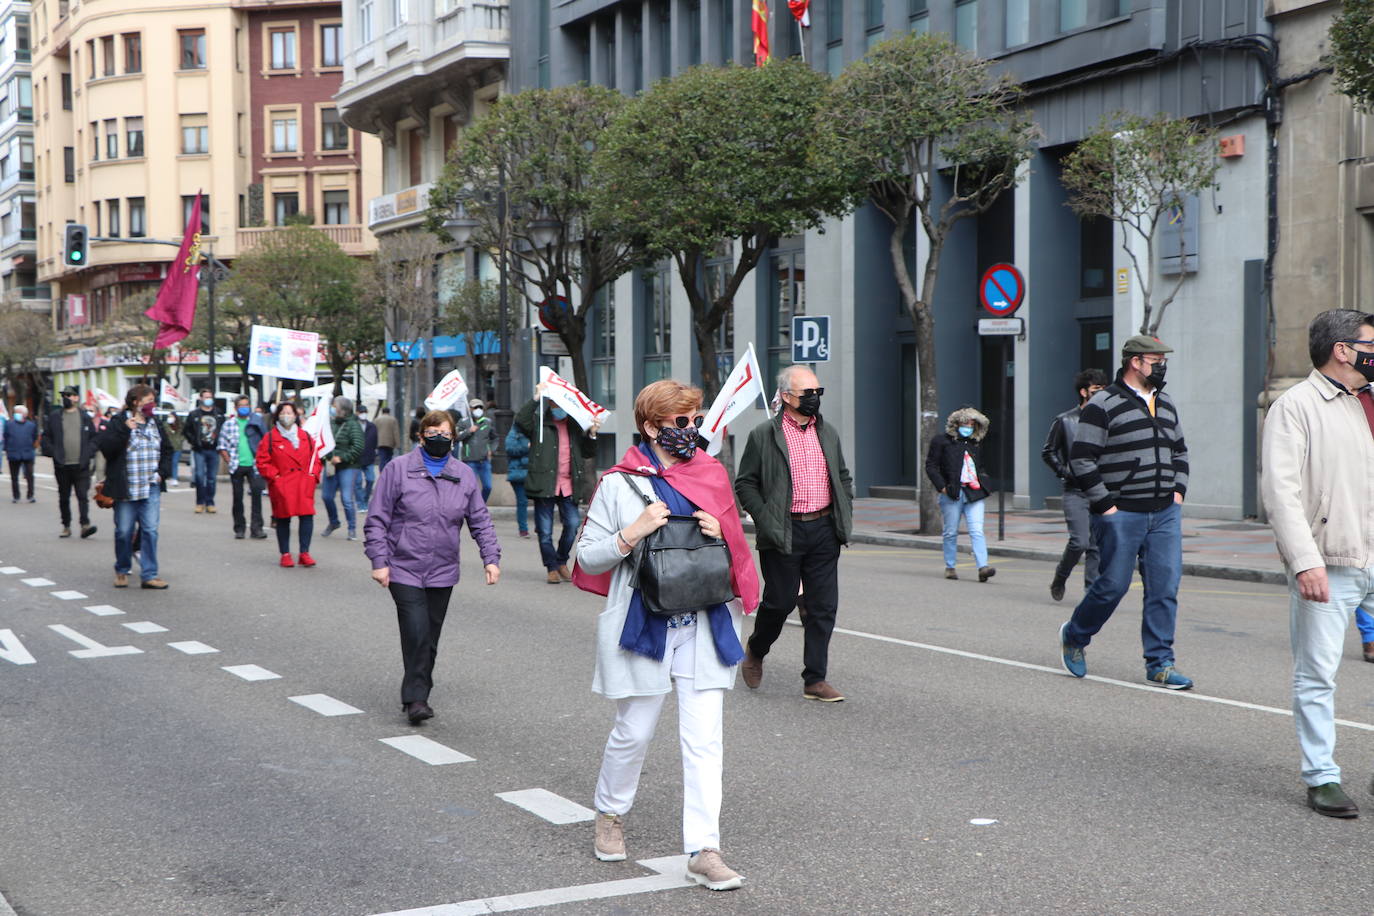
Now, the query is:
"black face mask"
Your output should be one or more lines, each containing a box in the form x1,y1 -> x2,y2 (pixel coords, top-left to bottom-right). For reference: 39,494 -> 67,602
62,396 -> 76,409
1352,350 -> 1374,383
795,393 -> 821,417
421,434 -> 452,458
1137,359 -> 1166,388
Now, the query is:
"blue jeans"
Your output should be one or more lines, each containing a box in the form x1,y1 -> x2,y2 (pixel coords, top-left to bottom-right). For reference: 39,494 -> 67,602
534,495 -> 579,571
192,449 -> 219,506
1291,565 -> 1374,786
377,447 -> 394,471
1063,502 -> 1182,672
114,488 -> 161,581
938,490 -> 988,568
510,480 -> 528,534
1356,608 -> 1374,643
171,449 -> 184,483
355,464 -> 376,510
322,467 -> 360,531
465,459 -> 492,502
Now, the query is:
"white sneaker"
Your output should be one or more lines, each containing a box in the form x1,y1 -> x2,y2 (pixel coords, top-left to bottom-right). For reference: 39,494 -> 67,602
593,812 -> 626,862
687,848 -> 743,891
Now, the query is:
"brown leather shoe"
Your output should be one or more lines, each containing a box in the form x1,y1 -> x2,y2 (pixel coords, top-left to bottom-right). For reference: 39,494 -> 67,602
141,578 -> 169,590
803,680 -> 845,702
978,566 -> 997,582
741,649 -> 763,688
945,567 -> 958,580
557,564 -> 573,582
113,573 -> 128,588
547,570 -> 562,585
1364,642 -> 1374,663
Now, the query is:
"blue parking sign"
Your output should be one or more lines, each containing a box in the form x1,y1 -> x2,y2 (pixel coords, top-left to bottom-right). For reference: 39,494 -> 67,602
792,315 -> 830,362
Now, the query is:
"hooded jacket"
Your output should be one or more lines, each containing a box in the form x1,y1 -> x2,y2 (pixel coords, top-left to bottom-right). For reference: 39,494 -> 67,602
925,407 -> 992,502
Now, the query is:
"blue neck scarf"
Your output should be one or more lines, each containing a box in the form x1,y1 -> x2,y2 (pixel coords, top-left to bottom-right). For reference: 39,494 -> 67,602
421,450 -> 448,477
617,445 -> 745,668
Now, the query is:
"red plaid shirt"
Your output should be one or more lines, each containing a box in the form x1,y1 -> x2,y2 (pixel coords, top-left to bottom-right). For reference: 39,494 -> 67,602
782,412 -> 832,513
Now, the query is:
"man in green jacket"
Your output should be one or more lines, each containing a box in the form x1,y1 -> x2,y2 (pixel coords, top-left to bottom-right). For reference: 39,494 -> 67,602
323,395 -> 364,540
734,365 -> 853,702
515,388 -> 599,584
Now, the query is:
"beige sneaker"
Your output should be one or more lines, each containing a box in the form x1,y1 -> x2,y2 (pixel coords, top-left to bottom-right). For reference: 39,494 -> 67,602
593,812 -> 626,862
687,848 -> 743,891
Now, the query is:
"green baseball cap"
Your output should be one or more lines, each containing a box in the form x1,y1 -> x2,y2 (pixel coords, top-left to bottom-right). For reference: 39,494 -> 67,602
1120,334 -> 1173,356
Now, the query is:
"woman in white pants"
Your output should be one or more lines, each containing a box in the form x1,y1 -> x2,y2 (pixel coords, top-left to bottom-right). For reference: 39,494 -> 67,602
573,379 -> 760,891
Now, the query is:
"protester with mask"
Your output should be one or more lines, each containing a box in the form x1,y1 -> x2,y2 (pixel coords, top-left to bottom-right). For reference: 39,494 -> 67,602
365,410 -> 500,725
3,403 -> 39,503
217,395 -> 268,540
573,379 -> 758,890
374,406 -> 400,470
256,401 -> 319,568
185,389 -> 225,514
504,421 -> 531,538
515,387 -> 599,584
1263,309 -> 1374,817
460,398 -> 496,502
165,413 -> 186,487
735,365 -> 854,702
97,384 -> 173,589
1058,334 -> 1191,690
1041,368 -> 1109,599
321,396 -> 364,540
43,385 -> 98,537
925,406 -> 995,582
354,404 -> 378,511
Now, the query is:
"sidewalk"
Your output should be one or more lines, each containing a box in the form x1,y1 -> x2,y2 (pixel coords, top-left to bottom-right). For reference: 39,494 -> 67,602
847,498 -> 1285,586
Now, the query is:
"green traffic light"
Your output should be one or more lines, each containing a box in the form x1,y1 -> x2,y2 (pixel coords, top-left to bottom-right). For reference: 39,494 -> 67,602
71,252 -> 82,261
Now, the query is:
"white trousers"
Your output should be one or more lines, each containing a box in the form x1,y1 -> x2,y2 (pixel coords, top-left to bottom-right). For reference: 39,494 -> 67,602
593,625 -> 726,853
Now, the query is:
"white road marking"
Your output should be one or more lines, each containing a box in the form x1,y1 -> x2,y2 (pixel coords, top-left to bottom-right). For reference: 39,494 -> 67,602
222,664 -> 281,681
496,788 -> 595,824
84,604 -> 125,616
47,624 -> 142,659
367,855 -> 692,916
0,567 -> 25,574
289,694 -> 363,716
167,641 -> 218,655
0,629 -> 36,665
50,590 -> 87,600
123,621 -> 168,633
21,578 -> 55,587
379,735 -> 474,765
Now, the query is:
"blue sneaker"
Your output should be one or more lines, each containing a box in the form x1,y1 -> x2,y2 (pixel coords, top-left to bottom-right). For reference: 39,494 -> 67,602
1059,622 -> 1086,678
1146,667 -> 1193,690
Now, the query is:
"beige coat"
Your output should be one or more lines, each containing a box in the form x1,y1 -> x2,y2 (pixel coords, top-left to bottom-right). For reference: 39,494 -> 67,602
1261,369 -> 1374,573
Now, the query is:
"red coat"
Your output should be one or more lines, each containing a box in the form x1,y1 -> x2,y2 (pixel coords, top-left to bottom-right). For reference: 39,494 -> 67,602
255,426 -> 318,518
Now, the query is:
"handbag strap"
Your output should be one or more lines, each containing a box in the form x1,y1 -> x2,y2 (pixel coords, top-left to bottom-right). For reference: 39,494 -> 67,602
620,472 -> 658,508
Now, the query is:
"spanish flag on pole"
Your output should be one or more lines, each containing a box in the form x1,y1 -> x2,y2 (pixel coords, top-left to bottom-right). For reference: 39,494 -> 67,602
752,0 -> 770,67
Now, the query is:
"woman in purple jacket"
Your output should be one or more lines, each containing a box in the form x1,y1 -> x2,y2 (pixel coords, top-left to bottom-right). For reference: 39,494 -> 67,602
364,410 -> 502,725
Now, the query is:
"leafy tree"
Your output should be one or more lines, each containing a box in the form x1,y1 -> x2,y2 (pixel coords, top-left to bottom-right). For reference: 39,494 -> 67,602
0,303 -> 55,408
443,278 -> 502,401
428,84 -> 643,393
815,31 -> 1035,534
1061,112 -> 1219,335
1331,0 -> 1374,111
358,229 -> 442,425
595,59 -> 850,399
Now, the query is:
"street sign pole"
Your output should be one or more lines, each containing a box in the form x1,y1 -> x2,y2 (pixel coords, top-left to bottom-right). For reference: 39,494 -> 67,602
977,263 -> 1026,543
1000,335 -> 1010,541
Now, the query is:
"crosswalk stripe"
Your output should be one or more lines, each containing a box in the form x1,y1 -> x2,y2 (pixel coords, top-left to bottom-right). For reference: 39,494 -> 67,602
123,621 -> 167,633
168,641 -> 218,655
289,694 -> 363,716
496,789 -> 595,824
21,578 -> 55,587
84,605 -> 125,616
50,590 -> 87,600
222,664 -> 281,681
379,735 -> 474,765
0,567 -> 25,574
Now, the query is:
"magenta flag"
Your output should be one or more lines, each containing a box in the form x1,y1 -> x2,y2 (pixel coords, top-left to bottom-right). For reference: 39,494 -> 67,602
145,192 -> 203,350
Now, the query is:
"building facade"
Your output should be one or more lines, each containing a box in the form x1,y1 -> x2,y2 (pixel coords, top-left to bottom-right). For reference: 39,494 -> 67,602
511,0 -> 1299,520
0,0 -> 37,312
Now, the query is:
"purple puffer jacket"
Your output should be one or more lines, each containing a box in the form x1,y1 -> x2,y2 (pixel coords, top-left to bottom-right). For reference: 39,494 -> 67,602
364,449 -> 501,588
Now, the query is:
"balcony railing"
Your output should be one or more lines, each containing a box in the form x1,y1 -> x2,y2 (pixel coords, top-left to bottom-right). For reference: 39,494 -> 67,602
237,223 -> 370,256
437,0 -> 509,45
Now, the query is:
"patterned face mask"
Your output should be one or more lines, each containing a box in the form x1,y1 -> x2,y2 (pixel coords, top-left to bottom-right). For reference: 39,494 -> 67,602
655,424 -> 699,460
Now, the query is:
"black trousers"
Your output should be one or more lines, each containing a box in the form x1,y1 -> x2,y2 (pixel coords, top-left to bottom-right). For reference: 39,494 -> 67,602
747,517 -> 842,685
8,459 -> 33,499
229,466 -> 265,535
274,515 -> 314,555
54,463 -> 92,527
389,583 -> 454,704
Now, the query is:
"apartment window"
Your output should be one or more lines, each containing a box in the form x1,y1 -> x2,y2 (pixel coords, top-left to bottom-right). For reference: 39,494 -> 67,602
94,204 -> 100,238
237,112 -> 245,154
865,0 -> 884,49
16,22 -> 27,59
123,33 -> 142,73
182,194 -> 209,233
104,119 -> 117,159
1005,0 -> 1029,46
359,0 -> 374,44
320,22 -> 342,67
954,0 -> 978,52
628,8 -> 642,92
126,117 -> 143,157
269,28 -> 296,70
60,73 -> 71,110
273,192 -> 299,226
826,0 -> 844,76
389,0 -> 406,29
322,189 -> 349,225
85,40 -> 94,78
100,35 -> 114,75
106,199 -> 120,237
686,0 -> 701,67
271,112 -> 298,153
179,29 -> 206,69
320,107 -> 348,150
63,146 -> 73,182
642,265 -> 671,385
717,0 -> 734,63
408,128 -> 422,185
128,197 -> 145,237
181,114 -> 208,154
656,2 -> 670,78
766,245 -> 806,384
90,121 -> 98,160
1080,213 -> 1112,298
443,116 -> 458,158
18,138 -> 31,179
1060,0 -> 1087,31
591,284 -> 616,409
15,75 -> 29,119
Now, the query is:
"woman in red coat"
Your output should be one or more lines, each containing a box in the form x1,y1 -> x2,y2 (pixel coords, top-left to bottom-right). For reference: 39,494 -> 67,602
255,401 -> 320,567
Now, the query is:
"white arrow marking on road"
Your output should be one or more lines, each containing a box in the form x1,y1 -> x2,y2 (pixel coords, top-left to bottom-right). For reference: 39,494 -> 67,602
168,641 -> 218,655
289,694 -> 363,716
0,629 -> 36,665
47,624 -> 142,659
496,788 -> 595,824
50,590 -> 87,600
0,567 -> 25,574
21,578 -> 55,587
379,735 -> 474,765
84,605 -> 125,616
222,664 -> 281,681
367,855 -> 693,916
123,621 -> 168,633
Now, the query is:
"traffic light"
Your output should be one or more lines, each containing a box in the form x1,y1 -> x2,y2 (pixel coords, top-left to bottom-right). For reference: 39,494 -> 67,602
63,223 -> 88,267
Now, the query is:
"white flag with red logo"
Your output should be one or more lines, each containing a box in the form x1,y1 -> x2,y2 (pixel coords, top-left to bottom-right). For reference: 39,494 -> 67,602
701,343 -> 769,456
538,366 -> 612,436
159,383 -> 191,409
302,398 -> 335,476
424,369 -> 470,412
84,387 -> 123,412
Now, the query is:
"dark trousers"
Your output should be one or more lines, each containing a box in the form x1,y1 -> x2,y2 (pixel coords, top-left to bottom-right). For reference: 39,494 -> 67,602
534,495 -> 579,570
747,517 -> 842,686
274,515 -> 314,555
1055,488 -> 1099,587
8,459 -> 33,499
229,466 -> 265,535
389,583 -> 454,704
54,463 -> 92,527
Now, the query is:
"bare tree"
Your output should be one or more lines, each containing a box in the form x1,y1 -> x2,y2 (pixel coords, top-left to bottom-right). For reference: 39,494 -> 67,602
0,303 -> 56,409
359,229 -> 442,426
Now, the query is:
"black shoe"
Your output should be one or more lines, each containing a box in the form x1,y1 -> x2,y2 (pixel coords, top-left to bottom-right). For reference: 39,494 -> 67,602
405,701 -> 434,725
80,524 -> 97,539
234,531 -> 246,539
322,522 -> 340,537
250,529 -> 267,539
1308,782 -> 1359,818
978,566 -> 996,582
1050,576 -> 1067,601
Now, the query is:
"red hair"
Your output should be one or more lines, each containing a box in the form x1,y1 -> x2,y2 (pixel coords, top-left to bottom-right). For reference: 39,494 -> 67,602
634,379 -> 704,434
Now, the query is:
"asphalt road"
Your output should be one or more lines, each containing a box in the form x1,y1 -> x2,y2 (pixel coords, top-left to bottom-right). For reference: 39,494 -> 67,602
3,478 -> 1374,915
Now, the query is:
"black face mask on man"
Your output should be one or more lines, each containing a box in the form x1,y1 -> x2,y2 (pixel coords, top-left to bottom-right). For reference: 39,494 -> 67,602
1137,359 -> 1166,388
795,391 -> 821,417
421,434 -> 452,459
1349,346 -> 1374,383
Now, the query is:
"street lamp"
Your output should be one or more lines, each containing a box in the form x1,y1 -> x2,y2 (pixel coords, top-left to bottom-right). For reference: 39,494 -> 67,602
442,198 -> 480,246
527,208 -> 562,249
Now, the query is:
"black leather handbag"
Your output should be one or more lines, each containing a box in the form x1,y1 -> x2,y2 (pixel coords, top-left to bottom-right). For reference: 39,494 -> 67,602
623,474 -> 734,616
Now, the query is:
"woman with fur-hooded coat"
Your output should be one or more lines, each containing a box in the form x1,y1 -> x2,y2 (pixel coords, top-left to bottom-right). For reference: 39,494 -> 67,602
924,407 -> 995,582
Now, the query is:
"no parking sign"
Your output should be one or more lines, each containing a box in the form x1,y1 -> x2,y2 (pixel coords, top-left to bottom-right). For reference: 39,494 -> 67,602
979,264 -> 1025,316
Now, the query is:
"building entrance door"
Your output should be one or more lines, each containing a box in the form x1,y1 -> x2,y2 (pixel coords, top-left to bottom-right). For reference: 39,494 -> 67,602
978,336 -> 1015,492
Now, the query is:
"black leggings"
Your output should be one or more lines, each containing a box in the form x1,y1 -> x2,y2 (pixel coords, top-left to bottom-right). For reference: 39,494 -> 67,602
389,583 -> 454,704
274,516 -> 314,554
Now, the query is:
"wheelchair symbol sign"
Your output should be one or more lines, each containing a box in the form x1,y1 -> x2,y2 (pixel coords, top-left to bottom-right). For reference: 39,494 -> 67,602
792,315 -> 830,362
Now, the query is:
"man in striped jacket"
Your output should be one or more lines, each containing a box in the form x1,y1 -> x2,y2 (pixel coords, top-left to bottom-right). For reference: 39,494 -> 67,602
1057,334 -> 1192,690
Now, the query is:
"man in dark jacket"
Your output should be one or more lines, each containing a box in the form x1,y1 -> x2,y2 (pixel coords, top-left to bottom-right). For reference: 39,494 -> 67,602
184,388 -> 225,513
44,385 -> 98,538
97,384 -> 174,589
355,404 -> 379,511
1040,368 -> 1108,600
3,403 -> 39,503
217,395 -> 268,539
322,395 -> 364,540
735,365 -> 854,702
460,397 -> 495,502
515,390 -> 598,584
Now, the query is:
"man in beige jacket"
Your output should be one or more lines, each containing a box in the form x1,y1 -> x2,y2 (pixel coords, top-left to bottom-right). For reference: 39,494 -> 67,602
1262,308 -> 1374,819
